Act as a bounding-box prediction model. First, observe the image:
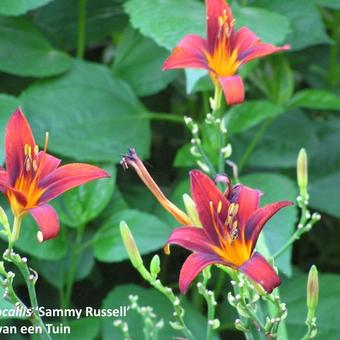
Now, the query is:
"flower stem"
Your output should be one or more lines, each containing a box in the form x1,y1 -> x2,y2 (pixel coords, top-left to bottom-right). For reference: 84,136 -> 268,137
76,0 -> 87,59
3,249 -> 51,340
144,112 -> 185,124
238,117 -> 274,174
10,217 -> 22,246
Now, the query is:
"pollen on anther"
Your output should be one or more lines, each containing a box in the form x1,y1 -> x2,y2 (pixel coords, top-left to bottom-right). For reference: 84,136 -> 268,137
34,145 -> 39,155
217,201 -> 222,214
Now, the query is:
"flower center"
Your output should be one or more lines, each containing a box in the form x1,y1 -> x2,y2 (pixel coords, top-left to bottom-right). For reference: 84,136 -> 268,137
207,11 -> 241,78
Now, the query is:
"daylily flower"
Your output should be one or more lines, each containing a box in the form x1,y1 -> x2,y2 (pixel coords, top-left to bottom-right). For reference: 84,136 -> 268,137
121,149 -> 292,293
0,108 -> 109,242
163,0 -> 290,105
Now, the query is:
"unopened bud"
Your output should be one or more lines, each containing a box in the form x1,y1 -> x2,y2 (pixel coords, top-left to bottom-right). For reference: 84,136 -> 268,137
182,194 -> 201,227
307,265 -> 319,312
235,319 -> 248,332
120,222 -> 143,269
297,148 -> 308,197
208,319 -> 220,330
150,255 -> 160,278
221,144 -> 232,159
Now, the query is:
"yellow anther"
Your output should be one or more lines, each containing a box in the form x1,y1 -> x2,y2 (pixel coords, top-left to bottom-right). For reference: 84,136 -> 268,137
27,145 -> 32,159
34,145 -> 39,155
24,144 -> 29,156
233,204 -> 239,216
43,132 -> 49,153
228,203 -> 235,215
32,160 -> 38,172
217,201 -> 223,214
233,220 -> 238,229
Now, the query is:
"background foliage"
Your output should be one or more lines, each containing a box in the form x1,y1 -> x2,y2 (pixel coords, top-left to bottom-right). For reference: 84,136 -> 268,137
0,0 -> 340,339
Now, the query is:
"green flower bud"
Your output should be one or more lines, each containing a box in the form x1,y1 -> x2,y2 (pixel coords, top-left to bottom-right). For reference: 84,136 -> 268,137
307,265 -> 319,312
297,148 -> 308,197
120,221 -> 143,269
150,255 -> 161,278
182,194 -> 201,227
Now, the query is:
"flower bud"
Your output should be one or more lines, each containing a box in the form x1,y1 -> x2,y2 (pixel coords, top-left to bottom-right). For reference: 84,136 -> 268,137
297,148 -> 308,197
150,255 -> 161,278
120,221 -> 143,269
307,265 -> 319,312
182,194 -> 201,227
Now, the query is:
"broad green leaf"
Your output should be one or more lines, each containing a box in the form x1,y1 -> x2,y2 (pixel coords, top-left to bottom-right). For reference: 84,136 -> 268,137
317,0 -> 340,8
20,60 -> 151,163
53,166 -> 116,228
0,94 -> 21,164
102,284 -> 219,340
254,0 -> 330,50
240,173 -> 298,276
32,246 -> 95,289
225,100 -> 284,134
33,0 -> 126,50
12,214 -> 67,260
0,286 -> 17,320
93,210 -> 171,262
232,5 -> 291,45
281,273 -> 340,339
0,0 -> 52,16
245,110 -> 319,168
113,27 -> 176,96
310,171 -> 340,218
125,0 -> 290,51
289,89 -> 340,111
0,17 -> 71,77
124,0 -> 205,50
185,69 -> 213,94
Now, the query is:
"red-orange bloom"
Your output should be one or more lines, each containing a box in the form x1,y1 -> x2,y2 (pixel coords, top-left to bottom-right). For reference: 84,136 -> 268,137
0,108 -> 109,242
163,0 -> 290,105
121,149 -> 292,294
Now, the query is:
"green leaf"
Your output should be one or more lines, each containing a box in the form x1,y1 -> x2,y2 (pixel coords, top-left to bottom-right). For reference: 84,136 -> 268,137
0,0 -> 52,16
113,27 -> 176,96
225,100 -> 284,134
316,0 -> 340,9
185,69 -> 213,94
33,0 -> 126,50
20,60 -> 151,163
12,215 -> 67,260
32,246 -> 95,289
245,110 -> 319,168
254,0 -> 330,50
310,171 -> 340,218
0,94 -> 21,164
232,5 -> 291,45
281,273 -> 340,339
93,210 -> 171,262
124,0 -> 205,50
240,173 -> 298,276
101,284 -> 218,340
174,144 -> 196,168
289,89 -> 340,111
53,166 -> 116,228
0,286 -> 17,320
0,17 -> 71,77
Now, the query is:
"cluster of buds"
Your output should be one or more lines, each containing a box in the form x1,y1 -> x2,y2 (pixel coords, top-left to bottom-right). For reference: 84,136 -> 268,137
113,319 -> 131,340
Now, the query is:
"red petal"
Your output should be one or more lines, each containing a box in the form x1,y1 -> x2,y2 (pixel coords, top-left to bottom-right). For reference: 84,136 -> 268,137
238,252 -> 281,293
163,35 -> 209,71
167,226 -> 215,254
190,170 -> 229,245
218,75 -> 245,105
30,204 -> 59,242
228,184 -> 261,238
37,152 -> 61,180
39,163 -> 110,202
5,108 -> 36,185
245,201 -> 293,252
179,252 -> 222,293
206,0 -> 233,53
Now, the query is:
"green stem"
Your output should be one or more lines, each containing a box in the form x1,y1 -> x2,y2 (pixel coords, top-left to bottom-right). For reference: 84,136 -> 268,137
76,0 -> 87,59
3,250 -> 51,340
143,112 -> 185,124
64,224 -> 86,309
238,118 -> 274,174
10,217 -> 22,246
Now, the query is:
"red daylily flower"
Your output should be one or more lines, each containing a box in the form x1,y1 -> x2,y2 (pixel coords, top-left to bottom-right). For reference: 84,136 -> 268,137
0,108 -> 109,242
163,0 -> 290,105
121,149 -> 292,294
